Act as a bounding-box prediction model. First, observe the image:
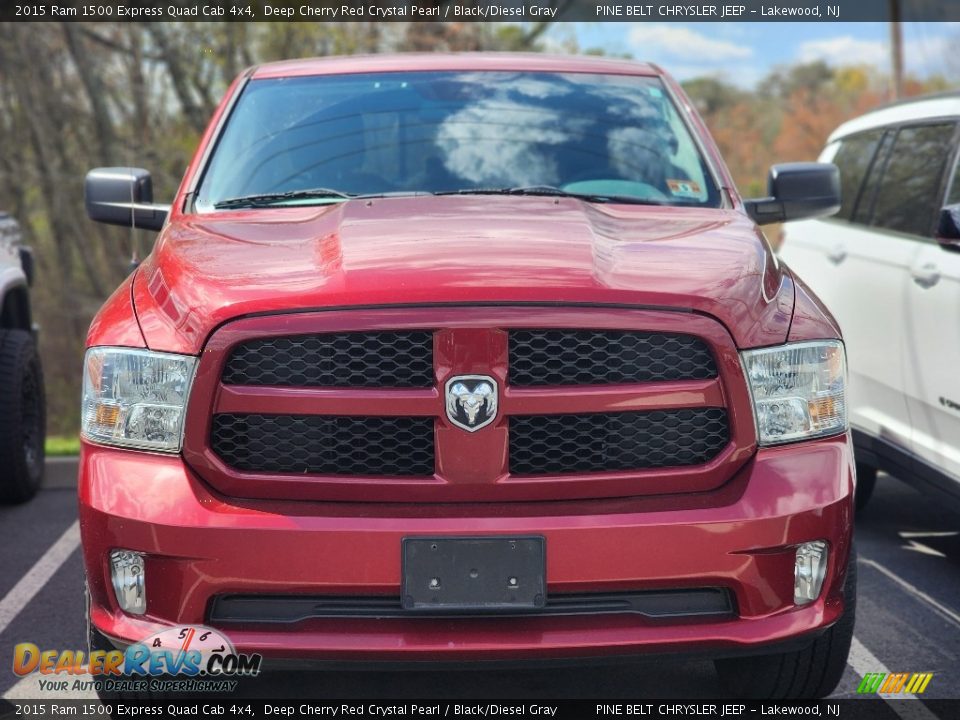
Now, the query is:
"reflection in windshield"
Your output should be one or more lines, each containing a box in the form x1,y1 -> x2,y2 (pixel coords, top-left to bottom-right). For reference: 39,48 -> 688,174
437,98 -> 585,187
197,71 -> 719,210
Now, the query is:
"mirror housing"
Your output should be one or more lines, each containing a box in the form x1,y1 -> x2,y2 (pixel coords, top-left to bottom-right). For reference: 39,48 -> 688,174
18,247 -> 35,286
85,167 -> 169,232
936,204 -> 960,253
744,162 -> 841,226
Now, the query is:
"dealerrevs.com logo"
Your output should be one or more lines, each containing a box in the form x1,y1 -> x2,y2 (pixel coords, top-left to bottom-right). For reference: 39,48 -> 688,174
12,625 -> 261,694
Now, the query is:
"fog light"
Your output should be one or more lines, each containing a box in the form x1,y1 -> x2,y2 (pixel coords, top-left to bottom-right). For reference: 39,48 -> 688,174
794,541 -> 828,605
110,550 -> 146,615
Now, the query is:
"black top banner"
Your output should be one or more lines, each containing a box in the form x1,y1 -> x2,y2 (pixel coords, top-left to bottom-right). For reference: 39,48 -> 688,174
4,0 -> 960,23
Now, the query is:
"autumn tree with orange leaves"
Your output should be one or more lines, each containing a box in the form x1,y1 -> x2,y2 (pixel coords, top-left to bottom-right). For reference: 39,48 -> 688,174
684,63 -> 953,198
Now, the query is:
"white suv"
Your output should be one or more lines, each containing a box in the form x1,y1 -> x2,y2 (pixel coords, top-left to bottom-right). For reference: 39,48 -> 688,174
779,93 -> 960,512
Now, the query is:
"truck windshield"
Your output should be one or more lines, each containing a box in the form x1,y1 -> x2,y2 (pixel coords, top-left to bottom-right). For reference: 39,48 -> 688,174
196,71 -> 721,210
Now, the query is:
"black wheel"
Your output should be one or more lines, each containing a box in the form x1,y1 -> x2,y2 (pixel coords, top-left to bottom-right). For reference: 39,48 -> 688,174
855,463 -> 877,512
715,545 -> 857,699
85,581 -> 118,701
86,580 -> 177,703
0,329 -> 45,503
87,623 -> 134,704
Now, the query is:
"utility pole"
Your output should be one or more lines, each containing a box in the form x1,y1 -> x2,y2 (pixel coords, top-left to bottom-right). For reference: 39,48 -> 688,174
890,0 -> 904,99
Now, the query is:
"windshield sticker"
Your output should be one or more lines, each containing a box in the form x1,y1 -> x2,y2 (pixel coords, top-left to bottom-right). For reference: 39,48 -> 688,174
667,179 -> 702,198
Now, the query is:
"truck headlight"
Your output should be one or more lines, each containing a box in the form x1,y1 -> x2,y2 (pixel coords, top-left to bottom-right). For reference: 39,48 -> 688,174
741,340 -> 847,446
81,347 -> 197,452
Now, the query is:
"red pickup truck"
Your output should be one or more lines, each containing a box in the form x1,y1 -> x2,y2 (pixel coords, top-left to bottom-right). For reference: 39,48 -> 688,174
80,53 -> 853,699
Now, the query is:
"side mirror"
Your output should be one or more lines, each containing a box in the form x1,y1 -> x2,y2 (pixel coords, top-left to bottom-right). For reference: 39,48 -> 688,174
18,247 -> 35,286
936,204 -> 960,253
84,167 -> 170,232
744,162 -> 841,226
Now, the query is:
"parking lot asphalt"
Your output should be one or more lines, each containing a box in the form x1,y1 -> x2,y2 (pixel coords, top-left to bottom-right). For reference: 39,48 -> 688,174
1,458 -> 958,713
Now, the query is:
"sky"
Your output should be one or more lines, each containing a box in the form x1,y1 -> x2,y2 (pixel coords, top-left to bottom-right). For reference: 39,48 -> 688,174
548,22 -> 959,88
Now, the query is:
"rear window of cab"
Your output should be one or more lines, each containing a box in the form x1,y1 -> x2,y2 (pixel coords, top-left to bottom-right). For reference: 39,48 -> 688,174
196,71 -> 721,210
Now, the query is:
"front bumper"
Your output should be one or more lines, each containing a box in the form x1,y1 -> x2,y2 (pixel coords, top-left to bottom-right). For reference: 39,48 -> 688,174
79,435 -> 854,663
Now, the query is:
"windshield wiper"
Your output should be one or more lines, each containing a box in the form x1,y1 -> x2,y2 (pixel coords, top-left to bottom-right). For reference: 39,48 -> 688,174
214,185 -> 672,209
435,185 -> 667,206
434,185 -> 667,205
214,188 -> 352,209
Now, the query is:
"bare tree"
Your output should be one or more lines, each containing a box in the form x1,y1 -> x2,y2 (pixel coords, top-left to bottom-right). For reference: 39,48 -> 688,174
0,20 -> 560,436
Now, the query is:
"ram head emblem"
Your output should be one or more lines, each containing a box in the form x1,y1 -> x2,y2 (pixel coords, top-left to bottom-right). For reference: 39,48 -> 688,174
445,376 -> 498,432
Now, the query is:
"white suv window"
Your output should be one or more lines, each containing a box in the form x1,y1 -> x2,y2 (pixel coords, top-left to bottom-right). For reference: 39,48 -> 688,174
869,123 -> 957,238
831,130 -> 884,222
947,151 -> 960,206
850,131 -> 895,225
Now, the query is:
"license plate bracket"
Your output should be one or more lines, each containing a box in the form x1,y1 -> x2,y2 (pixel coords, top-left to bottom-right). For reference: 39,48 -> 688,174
401,536 -> 546,612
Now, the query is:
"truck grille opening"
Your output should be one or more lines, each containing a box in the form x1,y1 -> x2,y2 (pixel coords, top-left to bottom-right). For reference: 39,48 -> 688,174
510,408 -> 729,475
509,330 -> 717,386
222,331 -> 434,388
211,414 -> 435,476
195,311 -> 746,500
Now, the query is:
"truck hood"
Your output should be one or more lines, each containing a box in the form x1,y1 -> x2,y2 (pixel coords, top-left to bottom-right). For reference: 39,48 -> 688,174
132,195 -> 793,354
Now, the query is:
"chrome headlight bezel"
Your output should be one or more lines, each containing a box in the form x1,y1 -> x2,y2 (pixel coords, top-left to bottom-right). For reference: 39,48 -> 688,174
81,347 -> 197,453
741,339 -> 848,447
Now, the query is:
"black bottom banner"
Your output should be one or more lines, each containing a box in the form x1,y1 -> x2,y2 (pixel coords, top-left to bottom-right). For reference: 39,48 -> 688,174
2,699 -> 959,720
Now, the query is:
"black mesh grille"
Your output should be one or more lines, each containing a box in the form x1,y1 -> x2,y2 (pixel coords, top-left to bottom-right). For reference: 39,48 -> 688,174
509,330 -> 716,386
510,408 -> 728,475
211,414 -> 435,476
222,331 -> 434,387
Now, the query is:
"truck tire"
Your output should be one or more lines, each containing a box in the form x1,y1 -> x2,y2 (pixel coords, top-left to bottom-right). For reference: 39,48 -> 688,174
87,584 -> 126,703
714,545 -> 856,699
86,581 -> 176,703
855,463 -> 877,512
0,329 -> 45,503
87,599 -> 129,703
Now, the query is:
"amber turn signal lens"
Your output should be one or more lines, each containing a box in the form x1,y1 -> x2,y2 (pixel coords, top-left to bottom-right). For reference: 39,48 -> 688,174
94,403 -> 120,426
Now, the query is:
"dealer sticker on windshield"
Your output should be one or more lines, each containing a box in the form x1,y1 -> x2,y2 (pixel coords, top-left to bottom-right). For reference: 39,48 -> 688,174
667,179 -> 702,199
